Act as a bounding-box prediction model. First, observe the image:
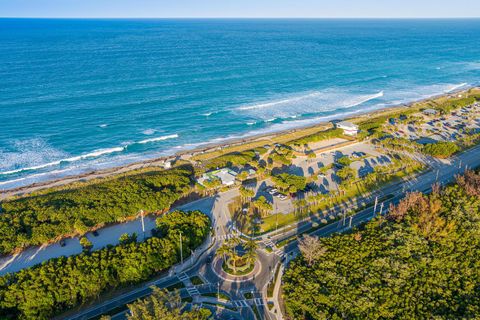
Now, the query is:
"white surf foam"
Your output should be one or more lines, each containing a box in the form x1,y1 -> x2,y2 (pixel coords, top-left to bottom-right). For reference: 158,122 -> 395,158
237,92 -> 322,111
142,129 -> 157,135
445,83 -> 468,93
99,124 -> 108,128
0,147 -> 126,175
137,134 -> 179,145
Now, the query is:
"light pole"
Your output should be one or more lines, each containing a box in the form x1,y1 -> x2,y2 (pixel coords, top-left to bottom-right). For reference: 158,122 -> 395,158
217,282 -> 220,299
379,202 -> 384,216
373,196 -> 378,217
349,216 -> 352,229
140,210 -> 145,240
179,231 -> 183,265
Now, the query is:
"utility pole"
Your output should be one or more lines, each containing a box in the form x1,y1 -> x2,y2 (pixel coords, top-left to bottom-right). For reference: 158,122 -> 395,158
379,202 -> 384,216
349,216 -> 352,229
179,232 -> 183,265
373,196 -> 378,217
343,210 -> 347,226
435,169 -> 439,181
217,282 -> 220,299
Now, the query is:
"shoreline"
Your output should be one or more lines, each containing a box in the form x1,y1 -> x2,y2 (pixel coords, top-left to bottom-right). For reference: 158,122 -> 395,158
1,85 -> 478,199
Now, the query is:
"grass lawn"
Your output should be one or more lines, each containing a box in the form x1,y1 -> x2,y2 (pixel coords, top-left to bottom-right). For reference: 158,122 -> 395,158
202,292 -> 231,301
190,275 -> 204,286
258,160 -> 424,234
166,282 -> 185,291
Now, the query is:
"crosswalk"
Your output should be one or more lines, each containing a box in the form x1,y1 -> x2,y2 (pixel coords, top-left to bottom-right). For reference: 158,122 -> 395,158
177,272 -> 189,282
254,298 -> 264,306
186,286 -> 200,296
273,248 -> 285,258
263,239 -> 275,247
263,239 -> 285,258
233,300 -> 249,308
215,234 -> 237,241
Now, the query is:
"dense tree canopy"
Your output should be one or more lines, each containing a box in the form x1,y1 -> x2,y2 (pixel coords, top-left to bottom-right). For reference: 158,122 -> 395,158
422,141 -> 460,158
0,167 -> 193,255
283,172 -> 480,319
127,287 -> 211,320
271,173 -> 307,193
0,210 -> 210,320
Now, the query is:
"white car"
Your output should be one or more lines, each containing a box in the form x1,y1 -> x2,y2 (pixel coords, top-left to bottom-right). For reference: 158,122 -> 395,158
268,188 -> 278,195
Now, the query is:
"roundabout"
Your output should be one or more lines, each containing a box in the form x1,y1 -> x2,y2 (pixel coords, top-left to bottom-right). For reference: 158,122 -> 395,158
210,236 -> 263,282
211,255 -> 262,282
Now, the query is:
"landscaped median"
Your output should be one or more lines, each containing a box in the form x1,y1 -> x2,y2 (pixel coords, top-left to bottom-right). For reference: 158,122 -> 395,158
0,210 -> 210,320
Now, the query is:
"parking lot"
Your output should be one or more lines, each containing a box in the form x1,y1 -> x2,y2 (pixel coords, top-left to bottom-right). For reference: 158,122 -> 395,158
394,103 -> 480,144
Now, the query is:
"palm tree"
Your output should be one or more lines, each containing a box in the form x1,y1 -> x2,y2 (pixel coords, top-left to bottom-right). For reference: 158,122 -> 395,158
227,237 -> 241,274
245,239 -> 258,253
216,244 -> 230,263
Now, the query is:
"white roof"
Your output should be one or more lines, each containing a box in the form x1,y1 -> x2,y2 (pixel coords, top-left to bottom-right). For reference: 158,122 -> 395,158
423,108 -> 438,114
336,121 -> 359,130
216,170 -> 236,185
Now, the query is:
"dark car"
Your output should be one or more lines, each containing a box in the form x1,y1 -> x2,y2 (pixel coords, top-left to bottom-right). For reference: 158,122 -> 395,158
59,239 -> 66,247
206,255 -> 213,264
92,230 -> 99,237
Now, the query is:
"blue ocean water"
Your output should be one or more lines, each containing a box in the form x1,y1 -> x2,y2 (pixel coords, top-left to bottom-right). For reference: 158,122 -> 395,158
1,19 -> 479,189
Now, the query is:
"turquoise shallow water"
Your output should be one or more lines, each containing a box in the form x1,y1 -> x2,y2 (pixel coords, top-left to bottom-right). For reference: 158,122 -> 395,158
0,19 -> 479,188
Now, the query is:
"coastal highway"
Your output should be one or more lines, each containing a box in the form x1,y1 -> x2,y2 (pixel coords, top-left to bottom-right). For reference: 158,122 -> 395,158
277,143 -> 480,255
63,144 -> 480,320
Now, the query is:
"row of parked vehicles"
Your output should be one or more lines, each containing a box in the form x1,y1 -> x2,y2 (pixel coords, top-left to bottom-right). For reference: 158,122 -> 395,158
265,186 -> 288,201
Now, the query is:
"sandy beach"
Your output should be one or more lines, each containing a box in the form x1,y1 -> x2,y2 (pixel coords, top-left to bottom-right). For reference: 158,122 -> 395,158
1,86 -> 478,200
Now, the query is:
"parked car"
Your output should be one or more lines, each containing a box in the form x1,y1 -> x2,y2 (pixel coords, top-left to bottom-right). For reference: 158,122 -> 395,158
92,230 -> 99,237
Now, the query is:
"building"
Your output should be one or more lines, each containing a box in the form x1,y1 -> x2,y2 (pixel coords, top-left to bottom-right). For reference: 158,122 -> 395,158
198,168 -> 238,187
423,108 -> 438,116
335,121 -> 359,136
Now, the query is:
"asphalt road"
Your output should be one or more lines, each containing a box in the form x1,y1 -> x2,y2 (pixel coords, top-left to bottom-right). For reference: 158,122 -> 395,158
63,144 -> 480,320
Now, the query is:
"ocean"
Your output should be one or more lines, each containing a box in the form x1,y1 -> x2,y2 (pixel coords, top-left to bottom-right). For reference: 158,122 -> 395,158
1,18 -> 479,189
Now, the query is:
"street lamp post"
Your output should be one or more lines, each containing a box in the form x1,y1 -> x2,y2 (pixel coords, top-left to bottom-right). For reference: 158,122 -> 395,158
140,210 -> 145,240
179,231 -> 183,265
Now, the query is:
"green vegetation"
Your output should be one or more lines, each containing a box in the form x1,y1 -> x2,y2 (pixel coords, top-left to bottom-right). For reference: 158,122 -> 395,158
268,145 -> 294,166
204,150 -> 257,170
422,141 -> 460,158
0,210 -> 210,320
433,95 -> 479,114
202,292 -> 231,301
260,156 -> 423,234
216,237 -> 257,275
166,282 -> 185,292
283,171 -> 480,319
0,167 -> 193,255
127,287 -> 211,320
271,173 -> 307,194
336,155 -> 351,166
190,275 -> 204,286
288,128 -> 343,146
253,196 -> 273,217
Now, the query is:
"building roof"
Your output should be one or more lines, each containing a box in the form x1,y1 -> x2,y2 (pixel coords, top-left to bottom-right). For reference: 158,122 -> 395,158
336,121 -> 359,130
423,108 -> 438,115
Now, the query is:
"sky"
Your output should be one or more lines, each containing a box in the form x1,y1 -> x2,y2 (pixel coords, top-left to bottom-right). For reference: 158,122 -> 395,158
0,0 -> 479,18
